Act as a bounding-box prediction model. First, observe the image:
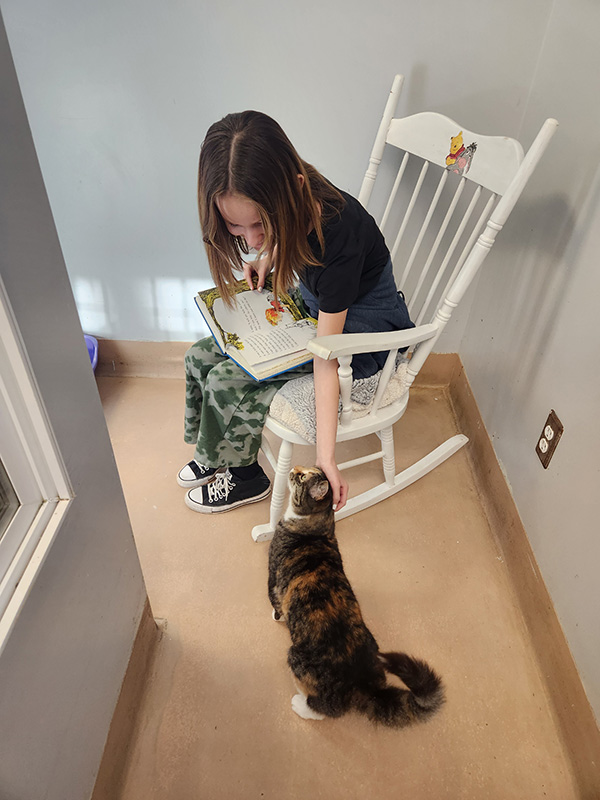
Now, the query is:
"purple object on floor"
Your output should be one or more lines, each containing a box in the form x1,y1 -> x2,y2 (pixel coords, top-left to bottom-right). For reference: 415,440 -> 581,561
84,334 -> 98,372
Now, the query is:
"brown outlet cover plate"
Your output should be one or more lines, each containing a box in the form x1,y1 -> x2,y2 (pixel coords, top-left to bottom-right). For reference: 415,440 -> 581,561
536,409 -> 564,469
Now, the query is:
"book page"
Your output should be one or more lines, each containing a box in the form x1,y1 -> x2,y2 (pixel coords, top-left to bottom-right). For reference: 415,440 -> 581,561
228,347 -> 313,381
241,323 -> 316,364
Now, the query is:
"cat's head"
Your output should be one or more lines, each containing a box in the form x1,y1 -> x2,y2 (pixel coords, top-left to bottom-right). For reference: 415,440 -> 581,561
288,466 -> 333,514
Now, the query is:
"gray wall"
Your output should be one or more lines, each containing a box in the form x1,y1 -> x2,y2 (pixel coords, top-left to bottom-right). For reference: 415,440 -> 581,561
459,0 -> 600,718
0,12 -> 148,799
2,0 -> 599,727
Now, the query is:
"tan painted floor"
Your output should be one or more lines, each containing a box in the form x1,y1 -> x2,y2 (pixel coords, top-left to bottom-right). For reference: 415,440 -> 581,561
98,376 -> 578,800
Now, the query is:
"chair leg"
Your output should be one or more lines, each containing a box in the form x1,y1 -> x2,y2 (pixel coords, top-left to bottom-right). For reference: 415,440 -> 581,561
251,438 -> 293,543
380,426 -> 396,486
260,434 -> 278,472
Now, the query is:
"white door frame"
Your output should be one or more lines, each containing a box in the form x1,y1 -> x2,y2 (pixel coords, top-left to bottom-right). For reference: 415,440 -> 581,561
0,274 -> 73,651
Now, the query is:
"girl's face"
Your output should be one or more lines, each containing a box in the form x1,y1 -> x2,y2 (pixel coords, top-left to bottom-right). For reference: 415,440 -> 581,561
217,192 -> 266,251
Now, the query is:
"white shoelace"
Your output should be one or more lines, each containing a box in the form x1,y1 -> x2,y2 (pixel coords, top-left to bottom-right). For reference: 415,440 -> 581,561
206,470 -> 236,503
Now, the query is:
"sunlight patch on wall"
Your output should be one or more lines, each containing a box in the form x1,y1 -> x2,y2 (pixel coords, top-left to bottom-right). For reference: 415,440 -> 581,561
154,277 -> 212,339
72,277 -> 108,334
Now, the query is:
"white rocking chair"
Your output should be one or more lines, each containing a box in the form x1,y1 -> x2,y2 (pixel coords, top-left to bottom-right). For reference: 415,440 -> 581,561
251,74 -> 557,542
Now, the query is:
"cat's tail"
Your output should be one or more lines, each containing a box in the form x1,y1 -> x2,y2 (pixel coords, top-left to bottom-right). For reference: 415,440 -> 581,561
360,651 -> 445,728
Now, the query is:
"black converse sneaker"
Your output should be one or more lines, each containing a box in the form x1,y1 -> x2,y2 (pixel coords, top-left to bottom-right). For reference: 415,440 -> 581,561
177,459 -> 219,489
185,468 -> 271,513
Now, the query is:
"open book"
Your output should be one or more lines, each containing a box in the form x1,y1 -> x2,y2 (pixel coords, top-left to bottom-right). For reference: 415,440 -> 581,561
195,276 -> 317,381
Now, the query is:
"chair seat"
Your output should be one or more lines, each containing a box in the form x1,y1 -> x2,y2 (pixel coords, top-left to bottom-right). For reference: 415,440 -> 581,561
266,391 -> 411,445
267,360 -> 411,445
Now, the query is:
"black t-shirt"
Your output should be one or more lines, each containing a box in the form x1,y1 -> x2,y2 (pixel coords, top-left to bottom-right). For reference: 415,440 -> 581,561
301,189 -> 389,314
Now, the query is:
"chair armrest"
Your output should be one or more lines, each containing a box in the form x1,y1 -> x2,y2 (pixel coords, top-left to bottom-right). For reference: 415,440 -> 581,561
307,323 -> 438,361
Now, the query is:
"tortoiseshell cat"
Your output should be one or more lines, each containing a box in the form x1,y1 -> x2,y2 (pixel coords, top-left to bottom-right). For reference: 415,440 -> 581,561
268,466 -> 445,726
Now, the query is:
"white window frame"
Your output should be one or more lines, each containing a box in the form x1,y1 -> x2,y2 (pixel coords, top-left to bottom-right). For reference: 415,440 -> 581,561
0,276 -> 73,654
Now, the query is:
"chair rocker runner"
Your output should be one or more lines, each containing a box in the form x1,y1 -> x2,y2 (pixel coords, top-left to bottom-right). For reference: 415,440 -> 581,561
251,74 -> 558,543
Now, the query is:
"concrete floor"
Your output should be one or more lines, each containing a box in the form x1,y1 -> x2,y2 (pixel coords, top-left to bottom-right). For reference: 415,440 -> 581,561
98,375 -> 578,800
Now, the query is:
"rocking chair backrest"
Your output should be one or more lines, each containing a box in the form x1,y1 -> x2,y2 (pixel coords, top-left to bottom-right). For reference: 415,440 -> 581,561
356,75 -> 557,389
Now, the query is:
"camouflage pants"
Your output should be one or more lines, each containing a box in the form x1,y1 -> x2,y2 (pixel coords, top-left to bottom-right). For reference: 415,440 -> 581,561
184,337 -> 312,468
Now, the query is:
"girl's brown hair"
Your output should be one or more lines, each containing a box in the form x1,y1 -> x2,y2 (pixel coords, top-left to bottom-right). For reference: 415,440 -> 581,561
198,111 -> 344,303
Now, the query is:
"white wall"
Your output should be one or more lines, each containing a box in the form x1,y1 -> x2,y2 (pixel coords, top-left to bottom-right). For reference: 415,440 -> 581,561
2,0 -> 550,347
0,12 -> 148,798
2,0 -> 599,726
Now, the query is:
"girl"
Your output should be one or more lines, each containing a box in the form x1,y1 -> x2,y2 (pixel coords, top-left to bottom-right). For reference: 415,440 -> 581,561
178,111 -> 413,514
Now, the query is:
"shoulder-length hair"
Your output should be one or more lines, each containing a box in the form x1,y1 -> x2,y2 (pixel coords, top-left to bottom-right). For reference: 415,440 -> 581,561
198,110 -> 344,304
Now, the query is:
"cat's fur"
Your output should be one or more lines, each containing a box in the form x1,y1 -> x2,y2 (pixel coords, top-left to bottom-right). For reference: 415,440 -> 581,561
268,465 -> 445,726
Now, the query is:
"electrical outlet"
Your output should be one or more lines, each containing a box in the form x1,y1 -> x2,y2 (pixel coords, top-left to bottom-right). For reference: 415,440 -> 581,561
536,409 -> 563,468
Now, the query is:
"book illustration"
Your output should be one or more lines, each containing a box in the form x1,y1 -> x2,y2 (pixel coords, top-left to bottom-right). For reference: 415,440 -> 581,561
265,295 -> 286,326
224,331 -> 244,350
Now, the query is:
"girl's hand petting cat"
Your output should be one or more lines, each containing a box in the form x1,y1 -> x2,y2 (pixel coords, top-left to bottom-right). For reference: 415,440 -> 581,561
317,460 -> 348,512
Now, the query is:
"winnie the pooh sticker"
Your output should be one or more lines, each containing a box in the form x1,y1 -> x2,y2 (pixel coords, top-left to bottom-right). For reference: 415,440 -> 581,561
446,131 -> 477,176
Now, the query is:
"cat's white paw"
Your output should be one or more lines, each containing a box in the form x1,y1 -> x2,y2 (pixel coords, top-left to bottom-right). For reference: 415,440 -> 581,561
272,608 -> 285,623
291,693 -> 325,720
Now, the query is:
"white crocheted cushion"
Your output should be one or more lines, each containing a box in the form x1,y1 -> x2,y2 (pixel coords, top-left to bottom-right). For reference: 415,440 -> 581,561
268,360 -> 410,444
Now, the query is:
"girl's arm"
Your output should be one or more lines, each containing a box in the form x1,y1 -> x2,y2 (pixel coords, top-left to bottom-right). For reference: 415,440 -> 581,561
314,309 -> 349,511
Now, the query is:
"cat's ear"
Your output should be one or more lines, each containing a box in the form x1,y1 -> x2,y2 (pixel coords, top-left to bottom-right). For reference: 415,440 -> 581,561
309,480 -> 329,501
